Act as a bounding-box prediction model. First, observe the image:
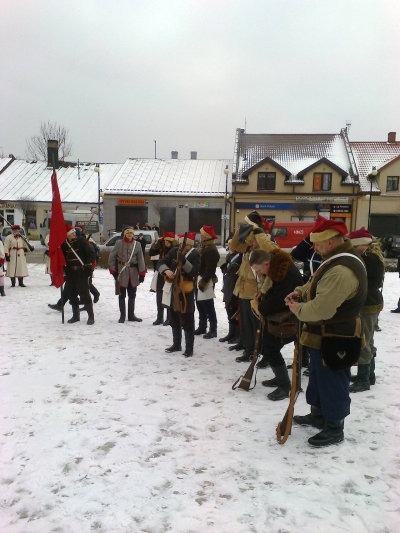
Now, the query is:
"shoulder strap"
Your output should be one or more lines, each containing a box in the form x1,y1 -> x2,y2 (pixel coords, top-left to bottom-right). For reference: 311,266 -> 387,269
315,252 -> 365,275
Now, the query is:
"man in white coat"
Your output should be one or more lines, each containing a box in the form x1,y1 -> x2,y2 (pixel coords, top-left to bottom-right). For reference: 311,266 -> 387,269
4,225 -> 30,287
0,238 -> 6,296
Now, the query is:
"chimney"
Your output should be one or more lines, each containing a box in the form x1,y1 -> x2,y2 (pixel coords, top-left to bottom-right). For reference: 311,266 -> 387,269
171,151 -> 178,159
190,151 -> 197,160
388,132 -> 396,143
47,139 -> 59,168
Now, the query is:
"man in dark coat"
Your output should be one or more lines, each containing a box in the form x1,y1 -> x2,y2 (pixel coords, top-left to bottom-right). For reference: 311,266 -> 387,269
157,232 -> 200,357
61,225 -> 95,325
249,248 -> 303,401
195,225 -> 220,339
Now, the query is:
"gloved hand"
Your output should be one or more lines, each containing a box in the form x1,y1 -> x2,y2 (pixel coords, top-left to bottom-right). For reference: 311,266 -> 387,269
6,255 -> 10,262
139,275 -> 145,284
253,227 -> 264,235
238,224 -> 255,244
0,258 -> 4,265
178,254 -> 186,265
112,272 -> 118,281
84,266 -> 93,277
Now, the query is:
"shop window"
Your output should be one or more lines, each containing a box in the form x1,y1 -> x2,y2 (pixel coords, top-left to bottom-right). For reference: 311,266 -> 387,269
313,173 -> 332,191
257,172 -> 276,191
387,176 -> 399,192
26,210 -> 37,229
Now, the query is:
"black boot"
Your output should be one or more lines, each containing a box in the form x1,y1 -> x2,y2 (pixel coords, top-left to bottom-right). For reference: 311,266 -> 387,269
67,304 -> 80,324
11,277 -> 16,287
183,329 -> 194,357
49,275 -> 54,286
92,287 -> 100,303
128,298 -> 142,322
0,286 -> 5,296
229,339 -> 244,351
153,308 -> 164,326
267,364 -> 291,401
262,377 -> 278,387
219,322 -> 236,342
293,406 -> 325,429
48,298 -> 63,311
18,278 -> 26,287
165,328 -> 182,353
163,318 -> 170,326
235,351 -> 252,363
86,303 -> 95,325
308,420 -> 344,447
194,320 -> 207,335
118,296 -> 126,323
369,357 -> 376,385
228,325 -> 241,345
349,364 -> 371,392
391,299 -> 400,313
203,321 -> 217,339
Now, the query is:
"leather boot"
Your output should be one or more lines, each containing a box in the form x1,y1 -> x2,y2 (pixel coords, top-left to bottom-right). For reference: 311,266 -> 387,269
229,339 -> 244,351
153,308 -> 164,325
267,364 -> 291,401
183,329 -> 194,357
165,328 -> 182,353
18,278 -> 26,287
369,357 -> 376,385
308,419 -> 344,447
0,286 -> 5,296
349,364 -> 371,393
67,304 -> 80,324
128,298 -> 142,322
48,299 -> 63,311
219,322 -> 236,342
86,303 -> 95,325
235,351 -> 252,363
11,277 -> 16,287
203,321 -> 217,339
194,320 -> 207,335
293,406 -> 325,429
262,377 -> 278,387
118,296 -> 126,323
228,324 -> 241,344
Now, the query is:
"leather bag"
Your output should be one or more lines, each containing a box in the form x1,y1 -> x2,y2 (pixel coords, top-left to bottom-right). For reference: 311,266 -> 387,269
320,318 -> 362,372
266,310 -> 298,339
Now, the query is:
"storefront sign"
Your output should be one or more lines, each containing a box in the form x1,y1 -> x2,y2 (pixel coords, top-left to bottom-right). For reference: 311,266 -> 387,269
194,202 -> 210,208
118,198 -> 146,205
235,202 -> 318,210
296,196 -> 348,203
0,202 -> 16,209
330,204 -> 352,213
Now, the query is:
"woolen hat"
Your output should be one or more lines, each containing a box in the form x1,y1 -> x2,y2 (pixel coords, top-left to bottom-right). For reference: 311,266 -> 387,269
244,210 -> 263,227
310,219 -> 348,243
65,224 -> 76,237
200,225 -> 217,240
11,225 -> 20,230
178,232 -> 196,245
121,225 -> 134,236
349,226 -> 373,247
161,231 -> 176,242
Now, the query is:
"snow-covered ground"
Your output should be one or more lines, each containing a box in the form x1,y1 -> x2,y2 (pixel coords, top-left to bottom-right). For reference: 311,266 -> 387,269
1,264 -> 400,533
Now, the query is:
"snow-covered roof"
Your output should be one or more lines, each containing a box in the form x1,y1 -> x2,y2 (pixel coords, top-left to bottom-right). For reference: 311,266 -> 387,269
0,157 -> 13,173
0,160 -> 122,204
350,142 -> 400,193
105,158 -> 232,197
234,133 -> 357,184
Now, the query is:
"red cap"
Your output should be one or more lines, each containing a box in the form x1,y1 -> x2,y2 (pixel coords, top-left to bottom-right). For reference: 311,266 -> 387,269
348,226 -> 373,246
11,225 -> 20,230
179,232 -> 196,245
65,224 -> 76,236
310,219 -> 348,243
162,231 -> 176,242
200,225 -> 217,240
262,217 -> 271,231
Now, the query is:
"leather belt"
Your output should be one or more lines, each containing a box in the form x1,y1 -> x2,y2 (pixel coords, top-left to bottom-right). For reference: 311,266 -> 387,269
69,266 -> 82,271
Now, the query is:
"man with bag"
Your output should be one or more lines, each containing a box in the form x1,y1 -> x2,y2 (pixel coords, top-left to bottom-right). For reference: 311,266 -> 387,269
249,249 -> 303,401
157,232 -> 200,358
286,219 -> 367,447
108,225 -> 146,323
194,225 -> 220,339
149,232 -> 177,325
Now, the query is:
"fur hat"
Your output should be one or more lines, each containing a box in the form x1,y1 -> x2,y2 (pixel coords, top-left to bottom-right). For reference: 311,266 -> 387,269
200,225 -> 217,240
161,231 -> 176,242
178,232 -> 196,245
310,219 -> 348,243
65,224 -> 76,237
11,225 -> 20,230
349,226 -> 373,247
244,210 -> 263,227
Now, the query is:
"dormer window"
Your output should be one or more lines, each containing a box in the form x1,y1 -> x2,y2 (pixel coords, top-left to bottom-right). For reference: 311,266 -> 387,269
257,172 -> 276,191
387,176 -> 399,192
313,172 -> 332,191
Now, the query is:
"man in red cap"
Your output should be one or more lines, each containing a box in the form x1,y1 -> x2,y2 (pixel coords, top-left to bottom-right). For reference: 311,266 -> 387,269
4,225 -> 31,287
149,232 -> 178,325
157,232 -> 200,357
349,227 -> 385,391
286,218 -> 368,447
61,225 -> 96,325
194,225 -> 220,339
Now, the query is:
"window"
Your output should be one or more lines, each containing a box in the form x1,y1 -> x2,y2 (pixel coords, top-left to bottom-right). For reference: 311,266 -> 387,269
387,176 -> 399,192
257,172 -> 276,191
313,173 -> 332,191
271,227 -> 287,238
26,210 -> 37,229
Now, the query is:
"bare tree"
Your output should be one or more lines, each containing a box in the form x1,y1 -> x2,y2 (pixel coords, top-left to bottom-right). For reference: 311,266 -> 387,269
26,121 -> 73,161
291,203 -> 311,221
18,197 -> 37,235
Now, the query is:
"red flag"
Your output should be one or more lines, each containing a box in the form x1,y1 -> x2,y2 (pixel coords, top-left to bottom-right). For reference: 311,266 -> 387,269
49,171 -> 67,288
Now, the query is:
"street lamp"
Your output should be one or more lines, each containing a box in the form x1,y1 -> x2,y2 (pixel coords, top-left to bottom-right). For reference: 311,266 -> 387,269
223,165 -> 230,246
367,166 -> 378,231
94,163 -> 101,227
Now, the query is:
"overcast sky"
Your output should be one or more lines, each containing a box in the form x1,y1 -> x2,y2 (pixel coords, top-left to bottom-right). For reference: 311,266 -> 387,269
1,0 -> 399,163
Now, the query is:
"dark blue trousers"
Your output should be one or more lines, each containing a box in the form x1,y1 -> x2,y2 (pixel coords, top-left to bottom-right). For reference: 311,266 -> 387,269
306,348 -> 351,422
196,298 -> 217,323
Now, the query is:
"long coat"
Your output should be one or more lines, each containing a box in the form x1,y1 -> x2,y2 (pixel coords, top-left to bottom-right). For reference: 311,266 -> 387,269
0,239 -> 5,278
108,238 -> 146,288
4,233 -> 29,278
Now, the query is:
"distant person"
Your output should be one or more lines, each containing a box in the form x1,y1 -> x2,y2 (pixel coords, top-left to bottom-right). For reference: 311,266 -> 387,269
391,258 -> 400,313
0,237 -> 5,296
4,225 -> 31,287
152,223 -> 159,232
44,233 -> 53,285
137,233 -> 147,258
142,222 -> 150,230
135,222 -> 141,231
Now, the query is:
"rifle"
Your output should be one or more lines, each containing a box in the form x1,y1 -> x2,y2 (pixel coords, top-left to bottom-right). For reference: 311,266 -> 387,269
0,213 -> 35,252
276,318 -> 302,444
173,232 -> 187,313
232,319 -> 263,391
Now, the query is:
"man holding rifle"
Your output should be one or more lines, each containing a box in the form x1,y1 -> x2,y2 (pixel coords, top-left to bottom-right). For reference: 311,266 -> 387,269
157,232 -> 200,358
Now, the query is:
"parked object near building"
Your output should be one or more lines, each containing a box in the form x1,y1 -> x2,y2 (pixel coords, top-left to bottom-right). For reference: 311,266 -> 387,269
376,235 -> 400,258
1,225 -> 28,240
271,222 -> 317,250
99,230 -> 159,253
40,210 -> 100,244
